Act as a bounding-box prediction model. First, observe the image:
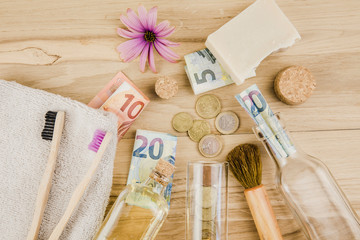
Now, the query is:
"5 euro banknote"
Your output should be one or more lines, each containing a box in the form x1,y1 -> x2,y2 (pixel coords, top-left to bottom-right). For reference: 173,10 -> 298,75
184,48 -> 233,95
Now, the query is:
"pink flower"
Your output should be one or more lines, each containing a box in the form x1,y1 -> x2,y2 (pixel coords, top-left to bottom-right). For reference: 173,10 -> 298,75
116,6 -> 180,73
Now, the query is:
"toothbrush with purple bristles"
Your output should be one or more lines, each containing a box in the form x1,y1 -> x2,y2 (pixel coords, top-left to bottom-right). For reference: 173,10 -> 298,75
49,129 -> 113,240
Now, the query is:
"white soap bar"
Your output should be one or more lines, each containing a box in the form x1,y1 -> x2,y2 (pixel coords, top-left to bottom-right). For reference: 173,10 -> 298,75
205,0 -> 301,85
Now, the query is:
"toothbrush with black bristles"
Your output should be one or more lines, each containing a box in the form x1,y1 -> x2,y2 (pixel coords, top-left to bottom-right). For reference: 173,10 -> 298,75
49,129 -> 113,240
27,111 -> 65,240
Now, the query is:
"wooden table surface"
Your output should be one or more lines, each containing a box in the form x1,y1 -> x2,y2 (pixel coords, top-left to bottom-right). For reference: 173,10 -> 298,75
1,0 -> 360,239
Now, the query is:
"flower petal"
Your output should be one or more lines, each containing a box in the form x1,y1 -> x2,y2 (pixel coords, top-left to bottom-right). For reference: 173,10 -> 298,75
148,43 -> 157,73
116,38 -> 145,60
139,43 -> 150,72
156,38 -> 180,47
147,6 -> 158,31
154,20 -> 170,34
137,5 -> 148,30
126,8 -> 145,32
117,28 -> 144,39
123,40 -> 147,62
154,41 -> 180,63
156,26 -> 175,38
120,14 -> 144,33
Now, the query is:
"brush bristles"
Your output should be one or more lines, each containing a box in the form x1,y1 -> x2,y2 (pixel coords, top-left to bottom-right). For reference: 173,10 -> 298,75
41,111 -> 58,141
88,129 -> 106,152
226,144 -> 262,189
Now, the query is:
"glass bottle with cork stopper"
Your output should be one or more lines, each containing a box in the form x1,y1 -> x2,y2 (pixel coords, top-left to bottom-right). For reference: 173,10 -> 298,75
94,158 -> 176,240
254,113 -> 360,240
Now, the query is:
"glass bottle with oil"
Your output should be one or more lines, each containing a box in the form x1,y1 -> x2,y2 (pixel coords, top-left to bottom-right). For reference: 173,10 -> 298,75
94,159 -> 175,240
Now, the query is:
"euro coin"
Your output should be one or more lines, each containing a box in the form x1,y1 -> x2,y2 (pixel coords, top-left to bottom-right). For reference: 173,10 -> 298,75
195,94 -> 221,119
172,112 -> 193,132
188,120 -> 211,142
202,220 -> 216,231
202,186 -> 217,208
201,207 -> 216,221
199,134 -> 223,158
215,111 -> 240,134
202,229 -> 217,240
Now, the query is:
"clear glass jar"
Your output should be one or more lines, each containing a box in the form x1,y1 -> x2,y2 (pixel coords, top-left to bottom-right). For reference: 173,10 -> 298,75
186,161 -> 228,240
253,114 -> 360,240
94,165 -> 171,240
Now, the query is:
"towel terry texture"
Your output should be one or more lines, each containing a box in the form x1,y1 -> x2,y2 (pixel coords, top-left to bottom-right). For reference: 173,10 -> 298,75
0,80 -> 118,240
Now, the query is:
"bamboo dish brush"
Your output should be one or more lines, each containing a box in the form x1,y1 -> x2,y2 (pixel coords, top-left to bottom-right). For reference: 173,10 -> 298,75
227,143 -> 283,240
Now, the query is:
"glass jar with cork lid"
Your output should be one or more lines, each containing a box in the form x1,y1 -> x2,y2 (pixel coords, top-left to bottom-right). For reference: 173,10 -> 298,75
94,158 -> 175,240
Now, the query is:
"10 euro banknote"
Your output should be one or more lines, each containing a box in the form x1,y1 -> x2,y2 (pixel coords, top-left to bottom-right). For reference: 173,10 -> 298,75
127,129 -> 177,207
88,71 -> 150,140
184,48 -> 233,95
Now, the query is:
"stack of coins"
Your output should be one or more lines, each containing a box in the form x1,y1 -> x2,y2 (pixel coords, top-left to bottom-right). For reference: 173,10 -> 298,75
200,186 -> 217,240
172,94 -> 240,158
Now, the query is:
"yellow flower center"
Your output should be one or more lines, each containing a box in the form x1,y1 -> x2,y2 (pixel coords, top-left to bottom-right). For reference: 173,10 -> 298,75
144,31 -> 156,42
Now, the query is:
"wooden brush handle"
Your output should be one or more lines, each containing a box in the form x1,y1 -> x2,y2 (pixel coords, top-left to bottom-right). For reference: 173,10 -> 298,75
244,184 -> 283,240
27,111 -> 65,240
48,132 -> 113,240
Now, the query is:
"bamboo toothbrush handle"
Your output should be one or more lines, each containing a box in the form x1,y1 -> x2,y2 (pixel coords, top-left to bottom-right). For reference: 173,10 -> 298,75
244,184 -> 283,240
27,111 -> 65,240
48,132 -> 112,240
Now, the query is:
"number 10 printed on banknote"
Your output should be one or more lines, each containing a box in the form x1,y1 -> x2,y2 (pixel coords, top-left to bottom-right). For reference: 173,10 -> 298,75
88,72 -> 150,140
127,129 -> 177,208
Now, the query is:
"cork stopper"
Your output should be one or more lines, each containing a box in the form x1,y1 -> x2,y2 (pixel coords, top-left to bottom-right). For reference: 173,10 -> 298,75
149,159 -> 175,185
154,158 -> 176,178
202,165 -> 220,187
155,76 -> 178,99
274,66 -> 316,105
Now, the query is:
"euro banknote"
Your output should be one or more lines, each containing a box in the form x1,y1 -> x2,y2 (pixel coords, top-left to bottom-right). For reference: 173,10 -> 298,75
235,84 -> 296,158
184,48 -> 233,95
88,72 -> 150,140
127,129 -> 177,207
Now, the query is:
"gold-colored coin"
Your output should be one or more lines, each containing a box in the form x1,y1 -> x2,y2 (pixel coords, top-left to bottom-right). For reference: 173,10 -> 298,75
215,111 -> 240,134
202,229 -> 217,240
195,94 -> 221,119
188,120 -> 211,142
202,186 -> 218,208
202,220 -> 216,231
196,207 -> 216,221
199,135 -> 223,158
172,112 -> 193,132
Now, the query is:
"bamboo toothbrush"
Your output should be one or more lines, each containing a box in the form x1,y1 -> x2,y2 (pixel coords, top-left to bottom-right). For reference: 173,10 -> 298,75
27,111 -> 66,240
227,144 -> 283,240
49,129 -> 112,240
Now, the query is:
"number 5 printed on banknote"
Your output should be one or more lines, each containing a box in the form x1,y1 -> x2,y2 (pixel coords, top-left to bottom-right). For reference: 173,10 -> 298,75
184,48 -> 233,95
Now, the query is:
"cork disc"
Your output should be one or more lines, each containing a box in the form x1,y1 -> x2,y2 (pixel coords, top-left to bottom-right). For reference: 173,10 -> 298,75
155,76 -> 178,99
274,66 -> 316,105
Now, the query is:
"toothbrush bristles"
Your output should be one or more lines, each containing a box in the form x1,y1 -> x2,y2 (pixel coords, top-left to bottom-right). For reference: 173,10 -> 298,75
88,129 -> 106,152
41,111 -> 58,141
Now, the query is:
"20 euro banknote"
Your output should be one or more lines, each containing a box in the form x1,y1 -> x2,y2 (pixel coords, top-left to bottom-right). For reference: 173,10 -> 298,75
127,129 -> 177,207
235,84 -> 296,158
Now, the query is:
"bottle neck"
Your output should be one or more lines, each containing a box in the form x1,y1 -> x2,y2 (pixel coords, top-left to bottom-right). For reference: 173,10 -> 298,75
144,170 -> 169,195
261,137 -> 290,168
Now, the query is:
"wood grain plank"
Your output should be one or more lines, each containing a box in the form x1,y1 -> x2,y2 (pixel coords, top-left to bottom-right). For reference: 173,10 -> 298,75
109,130 -> 360,239
0,0 -> 359,239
